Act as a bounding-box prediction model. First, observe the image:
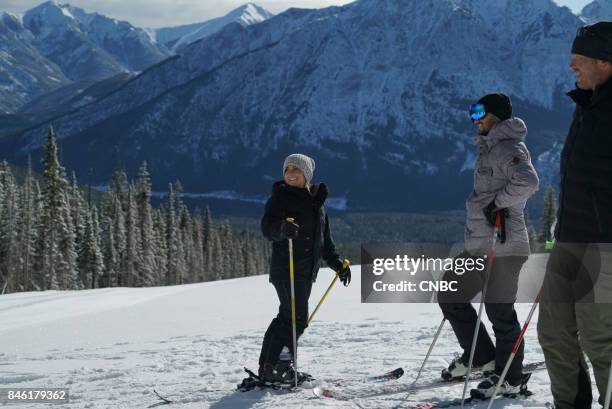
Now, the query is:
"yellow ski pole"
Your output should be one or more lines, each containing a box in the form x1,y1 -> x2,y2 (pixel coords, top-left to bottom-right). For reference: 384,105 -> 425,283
308,259 -> 349,324
286,217 -> 299,388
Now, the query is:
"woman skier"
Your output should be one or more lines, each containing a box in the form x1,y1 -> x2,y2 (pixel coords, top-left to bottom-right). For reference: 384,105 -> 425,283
252,153 -> 351,387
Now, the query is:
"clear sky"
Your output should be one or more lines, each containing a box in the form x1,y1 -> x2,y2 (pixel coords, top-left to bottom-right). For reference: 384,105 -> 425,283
0,0 -> 593,28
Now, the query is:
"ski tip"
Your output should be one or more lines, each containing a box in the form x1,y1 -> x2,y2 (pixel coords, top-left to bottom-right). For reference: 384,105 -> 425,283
313,387 -> 334,398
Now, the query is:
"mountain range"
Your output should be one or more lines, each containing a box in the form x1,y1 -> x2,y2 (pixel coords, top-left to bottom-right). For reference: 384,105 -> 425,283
153,3 -> 274,51
1,0 -> 610,216
0,1 -> 273,115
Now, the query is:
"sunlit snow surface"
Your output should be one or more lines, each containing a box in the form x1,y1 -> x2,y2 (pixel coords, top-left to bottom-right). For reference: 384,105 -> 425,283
0,257 -> 601,408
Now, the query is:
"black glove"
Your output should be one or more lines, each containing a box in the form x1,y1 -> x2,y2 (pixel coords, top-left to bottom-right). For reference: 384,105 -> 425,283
483,201 -> 508,226
482,201 -> 509,243
337,262 -> 351,287
279,220 -> 299,240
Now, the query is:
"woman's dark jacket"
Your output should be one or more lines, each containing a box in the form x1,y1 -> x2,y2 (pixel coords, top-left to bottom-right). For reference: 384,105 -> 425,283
556,77 -> 612,243
261,181 -> 342,282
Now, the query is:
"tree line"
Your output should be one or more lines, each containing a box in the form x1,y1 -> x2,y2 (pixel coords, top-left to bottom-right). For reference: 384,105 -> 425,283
0,127 -> 271,294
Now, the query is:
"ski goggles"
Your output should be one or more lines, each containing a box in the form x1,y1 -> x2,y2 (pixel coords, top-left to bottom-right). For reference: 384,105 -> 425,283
469,103 -> 486,122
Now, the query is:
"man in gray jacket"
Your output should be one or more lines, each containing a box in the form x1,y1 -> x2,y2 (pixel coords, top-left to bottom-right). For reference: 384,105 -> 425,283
438,93 -> 539,398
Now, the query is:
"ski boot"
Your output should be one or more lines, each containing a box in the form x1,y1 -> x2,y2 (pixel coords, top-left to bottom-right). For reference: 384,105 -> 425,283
470,372 -> 533,399
441,353 -> 494,380
277,348 -> 314,384
260,361 -> 313,387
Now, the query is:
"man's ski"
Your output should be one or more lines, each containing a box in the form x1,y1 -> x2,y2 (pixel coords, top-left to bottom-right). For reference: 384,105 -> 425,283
312,367 -> 404,397
364,367 -> 405,383
312,361 -> 545,401
407,398 -> 553,409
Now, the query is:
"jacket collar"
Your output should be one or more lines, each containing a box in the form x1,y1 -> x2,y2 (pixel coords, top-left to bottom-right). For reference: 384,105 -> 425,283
567,75 -> 612,108
271,181 -> 328,208
475,117 -> 527,150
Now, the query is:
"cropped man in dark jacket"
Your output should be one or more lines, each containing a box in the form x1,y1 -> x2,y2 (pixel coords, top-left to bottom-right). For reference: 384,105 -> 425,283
257,153 -> 351,385
538,21 -> 612,409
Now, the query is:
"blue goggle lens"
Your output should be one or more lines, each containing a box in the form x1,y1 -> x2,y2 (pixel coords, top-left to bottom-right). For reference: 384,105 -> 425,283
470,103 -> 486,121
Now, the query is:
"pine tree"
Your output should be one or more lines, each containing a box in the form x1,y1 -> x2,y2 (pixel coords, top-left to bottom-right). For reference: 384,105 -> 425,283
100,213 -> 117,288
202,207 -> 215,281
59,188 -> 80,290
124,185 -> 139,287
35,127 -> 78,290
165,184 -> 179,285
540,186 -> 557,242
15,158 -> 38,292
111,169 -> 128,211
152,208 -> 167,285
0,162 -> 18,293
112,194 -> 126,287
243,230 -> 258,276
78,207 -> 105,289
69,172 -> 87,256
192,210 -> 205,282
212,229 -> 224,281
219,221 -> 235,278
136,162 -> 155,286
178,204 -> 194,283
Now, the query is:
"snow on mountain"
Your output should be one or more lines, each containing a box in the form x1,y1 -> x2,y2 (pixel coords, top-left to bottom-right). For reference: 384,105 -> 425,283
155,3 -> 273,51
0,1 -> 169,113
580,0 -> 612,23
0,10 -> 69,114
2,0 -> 584,211
22,1 -> 168,80
17,72 -> 134,117
0,258 -> 583,408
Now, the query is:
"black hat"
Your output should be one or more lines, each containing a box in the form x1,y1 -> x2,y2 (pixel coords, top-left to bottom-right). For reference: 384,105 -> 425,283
572,21 -> 612,62
477,93 -> 512,121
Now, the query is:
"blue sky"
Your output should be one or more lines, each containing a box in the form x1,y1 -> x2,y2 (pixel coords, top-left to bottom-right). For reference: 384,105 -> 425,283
0,0 -> 592,28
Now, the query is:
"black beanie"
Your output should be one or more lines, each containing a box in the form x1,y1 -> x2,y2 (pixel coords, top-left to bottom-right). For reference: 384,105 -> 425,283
572,21 -> 612,62
477,93 -> 512,121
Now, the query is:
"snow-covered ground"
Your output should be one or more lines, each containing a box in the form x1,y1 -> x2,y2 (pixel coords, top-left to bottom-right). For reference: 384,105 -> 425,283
0,257 -> 602,408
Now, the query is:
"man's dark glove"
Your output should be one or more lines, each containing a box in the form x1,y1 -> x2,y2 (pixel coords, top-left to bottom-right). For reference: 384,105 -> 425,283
482,201 -> 509,243
279,220 -> 299,240
338,262 -> 351,287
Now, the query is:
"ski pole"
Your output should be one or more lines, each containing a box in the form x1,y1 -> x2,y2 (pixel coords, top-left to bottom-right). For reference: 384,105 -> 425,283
411,317 -> 447,387
287,217 -> 299,388
605,358 -> 612,409
486,290 -> 542,409
308,259 -> 349,325
460,212 -> 502,409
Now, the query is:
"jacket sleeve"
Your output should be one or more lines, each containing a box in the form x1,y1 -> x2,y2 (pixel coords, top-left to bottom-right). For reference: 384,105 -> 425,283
261,194 -> 286,242
321,211 -> 343,272
494,141 -> 540,209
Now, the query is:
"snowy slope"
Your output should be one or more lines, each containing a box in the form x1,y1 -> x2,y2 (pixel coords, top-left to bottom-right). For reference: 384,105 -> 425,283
0,256 -> 603,408
155,3 -> 273,51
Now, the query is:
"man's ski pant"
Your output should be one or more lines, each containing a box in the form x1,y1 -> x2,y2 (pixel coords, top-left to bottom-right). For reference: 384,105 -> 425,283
259,278 -> 313,367
438,252 -> 527,385
537,243 -> 612,409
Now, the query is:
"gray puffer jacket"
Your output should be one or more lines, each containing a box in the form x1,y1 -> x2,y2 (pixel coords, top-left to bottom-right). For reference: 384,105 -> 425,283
465,118 -> 539,257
